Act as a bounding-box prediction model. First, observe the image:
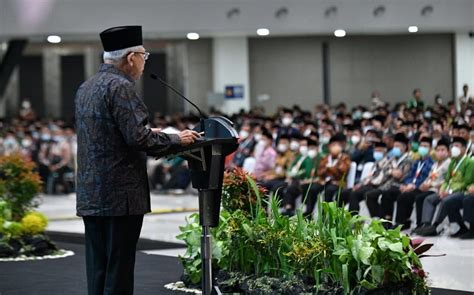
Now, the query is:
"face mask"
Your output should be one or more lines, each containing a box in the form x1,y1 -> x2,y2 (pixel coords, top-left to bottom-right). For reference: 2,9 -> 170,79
411,142 -> 419,152
451,146 -> 462,158
391,147 -> 402,158
53,136 -> 64,143
418,146 -> 430,157
22,139 -> 33,148
254,133 -> 262,141
423,111 -> 431,118
353,110 -> 362,120
299,146 -> 308,156
351,135 -> 361,145
282,117 -> 293,127
257,140 -> 268,148
432,139 -> 438,147
308,149 -> 317,158
320,136 -> 330,145
22,101 -> 31,109
239,130 -> 249,139
41,134 -> 51,141
373,151 -> 384,161
303,128 -> 312,137
277,143 -> 288,153
290,141 -> 300,151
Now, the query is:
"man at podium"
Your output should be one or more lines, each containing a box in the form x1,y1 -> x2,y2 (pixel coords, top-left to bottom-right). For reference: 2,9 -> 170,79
74,25 -> 200,295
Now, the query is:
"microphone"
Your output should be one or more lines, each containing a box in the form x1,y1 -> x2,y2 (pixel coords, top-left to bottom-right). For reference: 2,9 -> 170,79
149,74 -> 207,120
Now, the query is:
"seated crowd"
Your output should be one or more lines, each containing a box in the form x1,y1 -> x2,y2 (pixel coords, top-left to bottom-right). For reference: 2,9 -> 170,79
227,90 -> 474,239
1,89 -> 474,240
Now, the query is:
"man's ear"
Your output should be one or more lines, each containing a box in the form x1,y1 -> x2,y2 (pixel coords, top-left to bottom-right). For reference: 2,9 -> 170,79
126,52 -> 134,66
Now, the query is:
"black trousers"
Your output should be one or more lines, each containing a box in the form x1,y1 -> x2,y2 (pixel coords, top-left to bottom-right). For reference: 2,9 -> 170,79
303,183 -> 341,215
366,186 -> 401,218
395,190 -> 433,226
341,185 -> 375,215
83,215 -> 144,295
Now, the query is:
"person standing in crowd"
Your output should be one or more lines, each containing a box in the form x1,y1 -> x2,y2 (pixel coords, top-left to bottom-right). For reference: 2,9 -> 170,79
365,133 -> 413,222
457,84 -> 474,112
417,137 -> 474,236
407,88 -> 425,112
75,26 -> 200,295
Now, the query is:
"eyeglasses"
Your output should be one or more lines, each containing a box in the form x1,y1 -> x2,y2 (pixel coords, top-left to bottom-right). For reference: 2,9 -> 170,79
131,51 -> 150,61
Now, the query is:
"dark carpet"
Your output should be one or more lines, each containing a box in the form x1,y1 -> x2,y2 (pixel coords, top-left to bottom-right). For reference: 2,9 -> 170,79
0,241 -> 186,295
0,236 -> 471,295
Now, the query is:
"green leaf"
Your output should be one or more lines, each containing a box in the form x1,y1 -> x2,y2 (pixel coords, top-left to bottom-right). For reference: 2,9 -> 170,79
388,242 -> 403,254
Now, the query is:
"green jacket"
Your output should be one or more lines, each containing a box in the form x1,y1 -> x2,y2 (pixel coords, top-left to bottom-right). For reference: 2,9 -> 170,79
440,156 -> 474,193
286,154 -> 313,180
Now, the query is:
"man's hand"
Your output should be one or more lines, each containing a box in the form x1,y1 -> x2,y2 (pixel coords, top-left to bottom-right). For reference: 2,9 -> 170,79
151,128 -> 162,133
178,130 -> 200,146
439,190 -> 449,198
468,186 -> 474,194
391,169 -> 403,179
419,182 -> 430,192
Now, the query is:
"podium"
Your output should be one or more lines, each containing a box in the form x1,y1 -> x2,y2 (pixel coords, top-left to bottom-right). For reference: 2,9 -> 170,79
148,116 -> 238,295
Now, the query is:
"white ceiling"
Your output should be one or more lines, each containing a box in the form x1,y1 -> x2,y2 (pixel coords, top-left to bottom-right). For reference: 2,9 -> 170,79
0,0 -> 473,41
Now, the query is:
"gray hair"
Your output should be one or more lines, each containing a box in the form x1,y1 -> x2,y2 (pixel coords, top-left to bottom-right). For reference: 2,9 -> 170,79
103,45 -> 143,64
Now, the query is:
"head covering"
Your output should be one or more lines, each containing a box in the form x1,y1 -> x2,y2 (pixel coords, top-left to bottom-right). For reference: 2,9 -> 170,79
436,138 -> 450,149
374,141 -> 387,148
100,26 -> 143,51
419,136 -> 433,145
329,132 -> 347,144
394,133 -> 409,145
451,136 -> 467,147
307,138 -> 318,147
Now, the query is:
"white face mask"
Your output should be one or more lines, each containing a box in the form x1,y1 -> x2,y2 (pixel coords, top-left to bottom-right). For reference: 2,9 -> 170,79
351,135 -> 361,145
308,149 -> 317,158
254,133 -> 262,141
451,146 -> 462,158
299,145 -> 308,156
320,136 -> 330,145
282,117 -> 293,127
22,139 -> 33,148
239,130 -> 249,139
304,128 -> 312,137
277,143 -> 288,153
290,141 -> 300,151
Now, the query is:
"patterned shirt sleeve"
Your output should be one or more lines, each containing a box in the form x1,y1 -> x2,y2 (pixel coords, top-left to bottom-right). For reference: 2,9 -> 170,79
109,80 -> 181,151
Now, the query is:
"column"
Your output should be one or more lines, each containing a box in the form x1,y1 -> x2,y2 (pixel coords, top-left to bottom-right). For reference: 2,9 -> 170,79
212,37 -> 250,115
454,33 -> 474,101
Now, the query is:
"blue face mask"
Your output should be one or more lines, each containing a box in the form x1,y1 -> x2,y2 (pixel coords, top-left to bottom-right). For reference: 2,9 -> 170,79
373,151 -> 384,161
391,147 -> 402,158
418,146 -> 430,157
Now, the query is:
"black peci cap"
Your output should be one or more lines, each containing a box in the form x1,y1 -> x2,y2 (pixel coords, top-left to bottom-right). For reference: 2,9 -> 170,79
100,25 -> 143,52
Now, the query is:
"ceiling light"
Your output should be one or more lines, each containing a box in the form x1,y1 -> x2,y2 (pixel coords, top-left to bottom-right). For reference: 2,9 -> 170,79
334,29 -> 346,37
257,28 -> 270,36
408,26 -> 418,33
187,32 -> 200,40
47,35 -> 61,44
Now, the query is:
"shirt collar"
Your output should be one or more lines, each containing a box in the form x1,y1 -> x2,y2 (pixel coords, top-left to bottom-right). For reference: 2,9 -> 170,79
99,63 -> 135,83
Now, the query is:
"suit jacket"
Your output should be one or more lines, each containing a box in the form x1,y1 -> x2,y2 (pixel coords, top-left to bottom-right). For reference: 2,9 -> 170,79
75,64 -> 181,216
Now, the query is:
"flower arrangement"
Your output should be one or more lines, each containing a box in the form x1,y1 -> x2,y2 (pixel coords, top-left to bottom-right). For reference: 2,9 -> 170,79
0,154 -> 59,259
177,167 -> 430,294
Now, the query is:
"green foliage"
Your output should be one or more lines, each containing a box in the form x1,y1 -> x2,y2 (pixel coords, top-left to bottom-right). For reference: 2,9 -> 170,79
0,200 -> 12,220
0,154 -> 42,221
177,169 -> 429,294
2,221 -> 24,237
